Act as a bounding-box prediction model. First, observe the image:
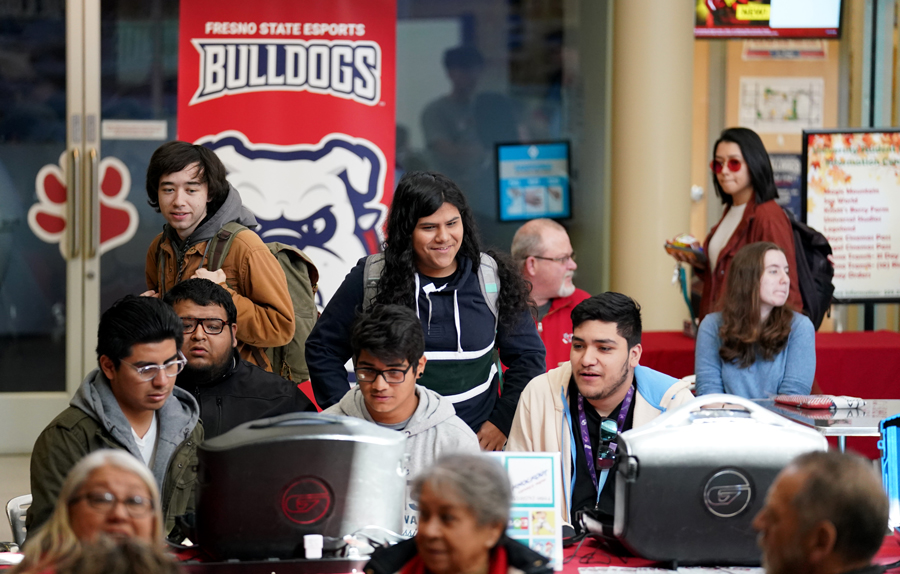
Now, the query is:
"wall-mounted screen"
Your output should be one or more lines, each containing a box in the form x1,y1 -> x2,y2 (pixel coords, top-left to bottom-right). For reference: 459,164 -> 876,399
695,0 -> 842,39
497,141 -> 571,222
803,129 -> 900,304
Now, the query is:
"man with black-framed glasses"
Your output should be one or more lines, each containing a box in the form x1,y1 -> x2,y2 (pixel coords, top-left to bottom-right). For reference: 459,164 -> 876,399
324,304 -> 479,536
163,279 -> 313,439
28,295 -> 203,540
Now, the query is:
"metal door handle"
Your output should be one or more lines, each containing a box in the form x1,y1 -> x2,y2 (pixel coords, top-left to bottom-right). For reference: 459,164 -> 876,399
83,148 -> 99,258
65,148 -> 81,260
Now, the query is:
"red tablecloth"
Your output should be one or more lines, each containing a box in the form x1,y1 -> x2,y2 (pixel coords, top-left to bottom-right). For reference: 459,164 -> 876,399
642,330 -> 900,395
561,534 -> 900,572
640,330 -> 900,458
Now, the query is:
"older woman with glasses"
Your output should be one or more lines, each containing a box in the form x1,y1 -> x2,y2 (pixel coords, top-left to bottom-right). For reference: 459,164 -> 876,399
12,450 -> 165,574
365,454 -> 552,574
667,127 -> 801,321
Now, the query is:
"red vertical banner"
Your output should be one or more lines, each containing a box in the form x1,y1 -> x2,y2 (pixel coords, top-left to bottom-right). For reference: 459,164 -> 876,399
177,1 -> 396,305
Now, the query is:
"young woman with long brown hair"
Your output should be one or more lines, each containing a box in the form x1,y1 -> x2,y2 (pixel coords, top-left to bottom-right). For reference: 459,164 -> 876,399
695,242 -> 815,399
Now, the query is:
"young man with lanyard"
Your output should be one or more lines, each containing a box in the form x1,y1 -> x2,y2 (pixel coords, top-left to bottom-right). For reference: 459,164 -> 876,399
506,292 -> 695,531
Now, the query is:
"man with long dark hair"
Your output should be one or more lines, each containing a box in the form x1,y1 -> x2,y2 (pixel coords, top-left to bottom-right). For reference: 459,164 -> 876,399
307,171 -> 545,451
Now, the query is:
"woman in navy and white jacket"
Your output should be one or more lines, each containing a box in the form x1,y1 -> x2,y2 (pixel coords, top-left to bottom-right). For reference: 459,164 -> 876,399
307,171 -> 545,450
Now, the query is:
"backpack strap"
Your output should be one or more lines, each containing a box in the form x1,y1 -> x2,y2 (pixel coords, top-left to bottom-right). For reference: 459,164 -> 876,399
362,252 -> 498,327
203,222 -> 249,271
156,227 -> 168,297
478,253 -> 500,331
362,252 -> 385,311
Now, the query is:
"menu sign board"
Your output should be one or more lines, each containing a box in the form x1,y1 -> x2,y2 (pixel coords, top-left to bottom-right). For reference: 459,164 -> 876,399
803,129 -> 900,302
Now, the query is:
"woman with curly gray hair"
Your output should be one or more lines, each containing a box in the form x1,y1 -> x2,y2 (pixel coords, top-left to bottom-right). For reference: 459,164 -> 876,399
12,450 -> 163,574
365,454 -> 552,574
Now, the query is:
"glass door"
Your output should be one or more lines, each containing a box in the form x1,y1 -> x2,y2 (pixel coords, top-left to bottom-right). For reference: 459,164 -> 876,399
0,0 -> 177,453
0,0 -> 87,453
97,0 -> 179,314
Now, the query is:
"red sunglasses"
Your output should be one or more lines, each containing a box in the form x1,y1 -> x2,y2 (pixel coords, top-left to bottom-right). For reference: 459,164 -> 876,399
710,158 -> 743,174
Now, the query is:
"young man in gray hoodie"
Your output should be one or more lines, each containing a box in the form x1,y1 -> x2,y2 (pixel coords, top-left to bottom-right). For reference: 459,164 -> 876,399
27,296 -> 202,539
324,304 -> 479,536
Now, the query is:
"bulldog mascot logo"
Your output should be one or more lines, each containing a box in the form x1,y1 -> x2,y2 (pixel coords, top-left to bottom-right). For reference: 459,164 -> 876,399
199,130 -> 386,306
177,1 -> 396,309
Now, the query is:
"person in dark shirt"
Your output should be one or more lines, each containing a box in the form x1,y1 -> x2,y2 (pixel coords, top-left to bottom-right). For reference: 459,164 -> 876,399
566,376 -> 635,521
753,450 -> 888,574
163,279 -> 313,439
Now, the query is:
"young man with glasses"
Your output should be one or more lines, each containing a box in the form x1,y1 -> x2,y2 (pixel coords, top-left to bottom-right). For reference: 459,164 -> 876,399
511,219 -> 590,371
506,293 -> 694,532
163,279 -> 313,439
324,304 -> 479,536
28,296 -> 202,539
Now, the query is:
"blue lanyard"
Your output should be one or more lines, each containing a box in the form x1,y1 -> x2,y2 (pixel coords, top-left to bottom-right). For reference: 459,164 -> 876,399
576,386 -> 634,506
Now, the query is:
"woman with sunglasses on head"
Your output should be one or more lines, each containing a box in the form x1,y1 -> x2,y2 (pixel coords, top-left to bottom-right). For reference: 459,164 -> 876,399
12,450 -> 166,574
695,242 -> 814,399
668,127 -> 801,321
307,171 -> 545,451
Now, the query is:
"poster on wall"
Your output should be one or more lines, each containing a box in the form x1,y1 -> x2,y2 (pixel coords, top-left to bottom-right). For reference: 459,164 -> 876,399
488,452 -> 564,571
770,153 -> 803,218
177,1 -> 396,307
742,39 -> 827,60
738,76 -> 824,134
803,129 -> 900,303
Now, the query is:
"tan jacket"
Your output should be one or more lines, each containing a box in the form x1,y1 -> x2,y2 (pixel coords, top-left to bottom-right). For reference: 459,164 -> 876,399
505,362 -> 694,522
146,229 -> 294,370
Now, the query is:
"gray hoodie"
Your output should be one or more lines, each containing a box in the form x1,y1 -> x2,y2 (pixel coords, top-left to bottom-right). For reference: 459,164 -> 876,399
324,384 -> 480,536
70,369 -> 201,489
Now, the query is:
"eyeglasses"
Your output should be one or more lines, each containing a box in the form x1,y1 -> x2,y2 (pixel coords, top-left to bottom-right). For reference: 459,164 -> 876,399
355,364 -> 415,384
710,158 -> 743,174
69,491 -> 154,518
181,317 -> 229,335
595,418 -> 618,470
120,352 -> 187,381
531,252 -> 576,264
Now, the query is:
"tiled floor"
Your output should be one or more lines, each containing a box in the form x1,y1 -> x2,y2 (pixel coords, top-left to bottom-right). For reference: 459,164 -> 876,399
0,454 -> 30,543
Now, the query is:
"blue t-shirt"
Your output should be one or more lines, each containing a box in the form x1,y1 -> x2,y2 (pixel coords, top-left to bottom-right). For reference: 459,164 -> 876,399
695,311 -> 815,399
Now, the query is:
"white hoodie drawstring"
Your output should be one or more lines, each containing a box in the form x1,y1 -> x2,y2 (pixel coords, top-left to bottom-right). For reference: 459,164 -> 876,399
418,274 -> 455,338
